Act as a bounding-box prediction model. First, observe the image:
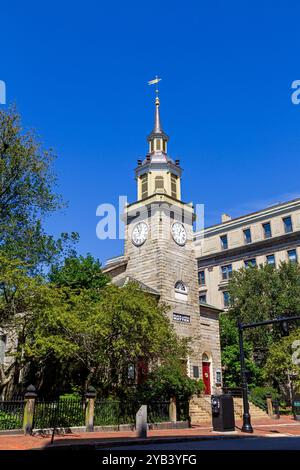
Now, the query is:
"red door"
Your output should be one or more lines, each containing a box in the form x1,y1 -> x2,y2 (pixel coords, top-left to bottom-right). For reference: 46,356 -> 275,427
202,362 -> 211,395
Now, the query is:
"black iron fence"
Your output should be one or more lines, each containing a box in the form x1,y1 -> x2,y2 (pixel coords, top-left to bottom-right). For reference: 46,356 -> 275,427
0,391 -> 190,432
147,401 -> 169,423
223,387 -> 243,397
94,400 -> 139,426
33,398 -> 86,429
94,400 -> 177,426
0,400 -> 25,431
177,401 -> 190,422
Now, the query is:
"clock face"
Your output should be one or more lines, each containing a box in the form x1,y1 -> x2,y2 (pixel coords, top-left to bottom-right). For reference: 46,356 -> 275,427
172,222 -> 187,246
131,222 -> 148,246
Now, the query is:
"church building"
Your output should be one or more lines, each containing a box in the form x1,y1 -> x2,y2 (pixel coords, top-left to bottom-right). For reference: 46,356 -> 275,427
103,94 -> 223,396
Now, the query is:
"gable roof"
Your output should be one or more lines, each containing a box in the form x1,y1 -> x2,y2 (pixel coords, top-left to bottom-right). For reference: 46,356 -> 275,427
113,276 -> 160,296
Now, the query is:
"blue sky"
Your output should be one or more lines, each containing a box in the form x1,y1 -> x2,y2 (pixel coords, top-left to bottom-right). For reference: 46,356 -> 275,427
1,1 -> 300,265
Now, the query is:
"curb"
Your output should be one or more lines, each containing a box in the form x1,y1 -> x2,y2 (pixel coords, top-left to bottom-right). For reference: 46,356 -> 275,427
40,433 -> 259,451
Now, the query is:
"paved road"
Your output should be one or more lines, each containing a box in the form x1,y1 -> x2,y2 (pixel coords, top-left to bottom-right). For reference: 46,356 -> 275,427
104,436 -> 300,450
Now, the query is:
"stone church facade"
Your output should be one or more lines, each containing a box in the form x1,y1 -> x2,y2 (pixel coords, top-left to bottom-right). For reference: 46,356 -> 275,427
103,95 -> 223,395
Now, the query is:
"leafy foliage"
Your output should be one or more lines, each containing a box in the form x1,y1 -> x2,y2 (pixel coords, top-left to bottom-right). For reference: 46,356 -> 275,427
263,329 -> 300,395
0,107 -> 78,272
220,262 -> 300,393
228,262 -> 300,348
220,314 -> 262,388
49,254 -> 108,292
138,359 -> 204,402
23,281 -> 190,397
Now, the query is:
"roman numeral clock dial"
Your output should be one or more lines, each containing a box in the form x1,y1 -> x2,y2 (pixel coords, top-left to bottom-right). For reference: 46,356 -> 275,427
131,222 -> 148,246
171,222 -> 187,246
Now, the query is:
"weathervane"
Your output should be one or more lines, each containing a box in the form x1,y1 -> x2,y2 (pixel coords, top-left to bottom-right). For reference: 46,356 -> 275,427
148,76 -> 162,96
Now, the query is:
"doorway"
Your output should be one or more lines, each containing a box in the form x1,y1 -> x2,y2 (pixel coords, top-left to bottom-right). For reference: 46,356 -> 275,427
202,353 -> 211,395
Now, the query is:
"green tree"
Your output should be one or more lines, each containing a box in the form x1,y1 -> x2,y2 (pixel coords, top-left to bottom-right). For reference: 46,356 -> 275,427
138,359 -> 204,402
263,329 -> 300,399
0,252 -> 51,393
0,106 -> 78,271
24,282 -> 189,397
227,262 -> 300,350
49,254 -> 108,291
219,314 -> 262,388
220,261 -> 300,393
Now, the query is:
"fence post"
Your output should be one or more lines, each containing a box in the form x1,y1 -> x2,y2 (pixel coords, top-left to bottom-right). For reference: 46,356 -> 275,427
266,396 -> 273,417
169,396 -> 177,424
23,385 -> 37,435
85,386 -> 96,432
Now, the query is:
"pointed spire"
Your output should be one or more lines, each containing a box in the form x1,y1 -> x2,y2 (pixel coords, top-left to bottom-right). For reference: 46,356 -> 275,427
147,94 -> 169,153
153,95 -> 162,134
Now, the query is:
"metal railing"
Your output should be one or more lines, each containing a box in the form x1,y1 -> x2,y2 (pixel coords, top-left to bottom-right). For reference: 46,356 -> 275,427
248,394 -> 268,412
0,400 -> 25,431
33,399 -> 86,429
94,400 -> 144,426
176,401 -> 190,422
147,401 -> 170,423
0,394 -> 190,431
223,387 -> 243,397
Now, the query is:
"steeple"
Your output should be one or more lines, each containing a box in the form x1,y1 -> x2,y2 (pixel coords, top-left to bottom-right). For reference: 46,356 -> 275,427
147,95 -> 169,154
153,95 -> 162,133
135,87 -> 182,202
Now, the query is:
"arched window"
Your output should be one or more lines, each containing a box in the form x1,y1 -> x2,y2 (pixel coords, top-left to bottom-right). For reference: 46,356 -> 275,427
202,353 -> 210,362
174,281 -> 188,301
175,281 -> 187,293
155,176 -> 164,192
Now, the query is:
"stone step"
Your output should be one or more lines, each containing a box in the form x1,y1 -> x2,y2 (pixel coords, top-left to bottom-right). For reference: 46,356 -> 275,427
189,395 -> 269,425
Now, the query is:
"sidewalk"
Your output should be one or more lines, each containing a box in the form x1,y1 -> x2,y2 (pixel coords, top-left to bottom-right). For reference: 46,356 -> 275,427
1,416 -> 300,450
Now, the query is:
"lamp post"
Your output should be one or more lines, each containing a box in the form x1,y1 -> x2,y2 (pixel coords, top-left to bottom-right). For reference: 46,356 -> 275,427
238,322 -> 253,433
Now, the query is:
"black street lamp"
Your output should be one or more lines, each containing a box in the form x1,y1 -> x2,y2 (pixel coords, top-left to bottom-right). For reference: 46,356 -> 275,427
237,314 -> 300,433
238,322 -> 253,433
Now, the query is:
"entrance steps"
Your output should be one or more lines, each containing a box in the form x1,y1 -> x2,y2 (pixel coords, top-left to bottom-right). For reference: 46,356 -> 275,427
189,396 -> 269,425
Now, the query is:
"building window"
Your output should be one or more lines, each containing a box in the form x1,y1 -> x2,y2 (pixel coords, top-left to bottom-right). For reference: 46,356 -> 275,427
215,369 -> 222,385
141,174 -> 148,199
243,228 -> 252,244
199,294 -> 207,303
150,140 -> 154,153
220,235 -> 228,250
171,174 -> 178,199
244,258 -> 256,268
175,281 -> 187,293
155,176 -> 164,192
263,222 -> 272,239
288,249 -> 298,263
283,216 -> 293,234
221,264 -> 232,280
198,270 -> 205,286
127,364 -> 136,381
156,139 -> 161,151
0,335 -> 7,364
223,291 -> 230,307
175,281 -> 188,301
193,366 -> 200,378
162,140 -> 166,152
266,254 -> 275,266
